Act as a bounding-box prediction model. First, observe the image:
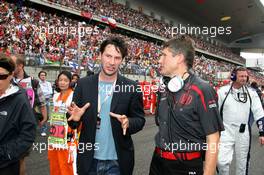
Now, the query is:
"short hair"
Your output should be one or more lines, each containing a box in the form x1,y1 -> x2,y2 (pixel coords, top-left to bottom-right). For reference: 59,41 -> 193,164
233,66 -> 248,74
11,54 -> 25,67
0,54 -> 16,74
251,81 -> 258,89
38,70 -> 47,78
99,37 -> 128,59
235,67 -> 247,72
72,73 -> 80,79
163,35 -> 195,69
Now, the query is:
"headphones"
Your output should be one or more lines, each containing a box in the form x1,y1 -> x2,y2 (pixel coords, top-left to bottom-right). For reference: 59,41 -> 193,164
160,76 -> 184,92
160,71 -> 193,92
230,67 -> 249,82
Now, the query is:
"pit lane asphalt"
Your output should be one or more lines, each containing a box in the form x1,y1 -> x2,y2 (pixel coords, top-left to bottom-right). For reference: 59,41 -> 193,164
26,116 -> 264,175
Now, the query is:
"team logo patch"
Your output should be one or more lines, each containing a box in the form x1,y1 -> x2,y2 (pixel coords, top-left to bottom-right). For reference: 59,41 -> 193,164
208,99 -> 217,108
179,93 -> 193,105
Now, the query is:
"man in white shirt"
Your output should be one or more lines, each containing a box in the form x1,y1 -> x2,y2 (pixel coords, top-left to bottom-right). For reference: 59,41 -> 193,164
217,67 -> 264,175
38,70 -> 52,136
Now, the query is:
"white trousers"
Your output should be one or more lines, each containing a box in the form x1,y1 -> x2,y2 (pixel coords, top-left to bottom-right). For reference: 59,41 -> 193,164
217,124 -> 250,175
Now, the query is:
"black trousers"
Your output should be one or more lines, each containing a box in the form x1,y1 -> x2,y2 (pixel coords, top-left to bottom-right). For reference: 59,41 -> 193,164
0,161 -> 20,175
149,151 -> 203,175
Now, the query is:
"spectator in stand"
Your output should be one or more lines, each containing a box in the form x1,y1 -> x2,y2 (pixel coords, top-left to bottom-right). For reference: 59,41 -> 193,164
1,1 -> 263,84
0,1 -> 247,66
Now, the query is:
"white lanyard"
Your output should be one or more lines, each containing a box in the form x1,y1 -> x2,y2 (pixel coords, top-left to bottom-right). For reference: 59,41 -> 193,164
97,80 -> 116,117
13,78 -> 22,84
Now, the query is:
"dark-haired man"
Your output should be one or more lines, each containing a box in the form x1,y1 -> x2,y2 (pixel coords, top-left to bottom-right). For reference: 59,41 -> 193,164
67,37 -> 145,175
71,73 -> 80,89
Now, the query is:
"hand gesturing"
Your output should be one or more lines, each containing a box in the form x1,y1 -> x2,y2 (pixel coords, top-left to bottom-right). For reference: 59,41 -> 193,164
67,102 -> 90,122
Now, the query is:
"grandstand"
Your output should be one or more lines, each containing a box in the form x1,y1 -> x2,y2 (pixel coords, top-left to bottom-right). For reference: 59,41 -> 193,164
0,0 -> 263,85
1,1 -> 264,175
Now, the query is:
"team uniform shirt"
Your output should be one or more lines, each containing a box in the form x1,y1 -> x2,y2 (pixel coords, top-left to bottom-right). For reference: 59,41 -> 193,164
155,74 -> 224,152
218,84 -> 264,125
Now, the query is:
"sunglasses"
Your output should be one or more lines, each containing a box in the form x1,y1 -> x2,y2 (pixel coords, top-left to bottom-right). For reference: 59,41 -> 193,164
0,74 -> 9,80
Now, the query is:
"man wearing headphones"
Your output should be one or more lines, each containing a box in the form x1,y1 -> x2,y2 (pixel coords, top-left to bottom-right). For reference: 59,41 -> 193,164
149,36 -> 224,175
217,67 -> 264,175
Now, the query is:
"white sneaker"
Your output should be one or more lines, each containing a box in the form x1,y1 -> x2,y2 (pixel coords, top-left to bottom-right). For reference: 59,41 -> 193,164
41,132 -> 47,137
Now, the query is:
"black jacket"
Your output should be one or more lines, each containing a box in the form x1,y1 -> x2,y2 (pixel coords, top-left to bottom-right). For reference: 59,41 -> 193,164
68,74 -> 145,175
0,86 -> 36,168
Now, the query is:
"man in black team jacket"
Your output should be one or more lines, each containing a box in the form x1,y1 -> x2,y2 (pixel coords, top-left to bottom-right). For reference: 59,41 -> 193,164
67,37 -> 145,175
149,36 -> 224,175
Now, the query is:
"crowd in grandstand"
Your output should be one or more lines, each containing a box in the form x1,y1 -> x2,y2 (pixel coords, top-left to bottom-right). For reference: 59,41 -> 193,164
1,2 -> 264,175
46,0 -> 245,63
192,36 -> 245,64
0,1 -> 263,85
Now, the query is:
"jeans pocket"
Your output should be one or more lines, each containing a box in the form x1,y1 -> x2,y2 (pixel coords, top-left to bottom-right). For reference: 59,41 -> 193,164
107,160 -> 120,175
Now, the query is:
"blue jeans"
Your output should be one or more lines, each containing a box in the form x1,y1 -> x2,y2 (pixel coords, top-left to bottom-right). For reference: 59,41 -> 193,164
40,123 -> 47,133
40,100 -> 50,133
89,159 -> 120,175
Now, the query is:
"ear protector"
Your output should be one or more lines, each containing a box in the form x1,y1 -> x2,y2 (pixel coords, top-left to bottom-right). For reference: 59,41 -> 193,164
160,75 -> 184,92
230,67 -> 249,82
230,68 -> 237,81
